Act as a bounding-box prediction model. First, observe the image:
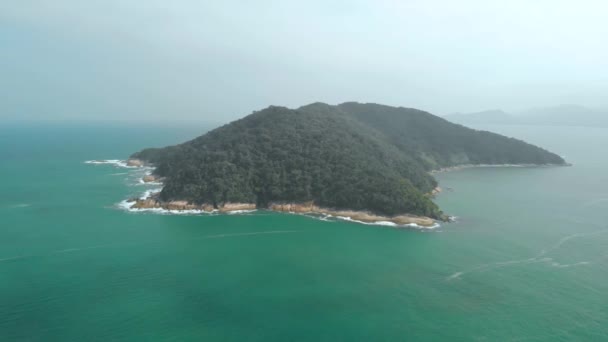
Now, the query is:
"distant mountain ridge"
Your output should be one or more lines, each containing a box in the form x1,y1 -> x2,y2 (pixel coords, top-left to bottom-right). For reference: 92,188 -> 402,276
131,102 -> 566,220
445,105 -> 608,127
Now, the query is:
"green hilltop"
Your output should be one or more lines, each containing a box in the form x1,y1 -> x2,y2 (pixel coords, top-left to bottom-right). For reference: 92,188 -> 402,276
132,102 -> 566,219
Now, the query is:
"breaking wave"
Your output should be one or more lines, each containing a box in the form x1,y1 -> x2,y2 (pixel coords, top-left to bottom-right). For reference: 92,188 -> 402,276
299,213 -> 440,230
84,159 -> 137,168
335,215 -> 440,229
227,210 -> 257,215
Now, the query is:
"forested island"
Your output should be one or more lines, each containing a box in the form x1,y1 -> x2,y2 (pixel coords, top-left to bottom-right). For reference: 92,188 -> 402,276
127,102 -> 566,226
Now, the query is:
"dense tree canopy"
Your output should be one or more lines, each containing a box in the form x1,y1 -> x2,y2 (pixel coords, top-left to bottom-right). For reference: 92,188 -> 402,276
132,102 -> 565,218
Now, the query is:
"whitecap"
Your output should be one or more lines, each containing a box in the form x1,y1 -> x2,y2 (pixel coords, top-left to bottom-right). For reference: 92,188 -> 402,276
117,200 -> 136,211
140,188 -> 163,200
84,160 -> 137,168
117,188 -> 218,215
226,210 -> 257,215
138,180 -> 163,186
116,200 -> 216,216
334,215 -> 440,229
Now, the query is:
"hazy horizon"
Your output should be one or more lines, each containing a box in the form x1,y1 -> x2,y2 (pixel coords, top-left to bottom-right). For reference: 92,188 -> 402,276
3,1 -> 608,121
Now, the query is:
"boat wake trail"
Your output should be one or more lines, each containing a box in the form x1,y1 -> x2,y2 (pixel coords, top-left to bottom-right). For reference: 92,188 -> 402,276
0,230 -> 301,265
447,229 -> 608,281
7,204 -> 31,209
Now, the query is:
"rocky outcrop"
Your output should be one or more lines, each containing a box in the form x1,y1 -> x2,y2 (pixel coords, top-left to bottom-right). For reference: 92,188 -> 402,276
127,159 -> 144,167
269,202 -> 317,213
131,198 -> 159,209
270,202 -> 436,227
126,197 -> 435,227
218,203 -> 257,212
430,187 -> 442,197
127,197 -> 251,213
142,175 -> 161,183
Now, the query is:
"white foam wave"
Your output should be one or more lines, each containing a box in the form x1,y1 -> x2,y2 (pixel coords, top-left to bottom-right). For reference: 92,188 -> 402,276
118,188 -> 262,216
117,190 -> 434,227
138,180 -> 163,186
84,159 -> 136,168
226,210 -> 257,215
140,188 -> 162,200
118,203 -> 259,216
117,200 -> 216,215
318,214 -> 333,221
117,200 -> 136,211
333,215 -> 440,229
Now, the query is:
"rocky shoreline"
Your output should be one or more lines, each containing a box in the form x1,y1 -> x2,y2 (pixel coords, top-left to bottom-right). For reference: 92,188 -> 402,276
269,202 -> 436,227
124,195 -> 437,227
119,159 -> 438,228
142,174 -> 162,183
429,162 -> 571,174
128,195 -> 256,213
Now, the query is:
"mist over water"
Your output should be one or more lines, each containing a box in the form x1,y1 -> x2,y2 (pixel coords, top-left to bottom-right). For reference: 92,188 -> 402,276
3,1 -> 608,120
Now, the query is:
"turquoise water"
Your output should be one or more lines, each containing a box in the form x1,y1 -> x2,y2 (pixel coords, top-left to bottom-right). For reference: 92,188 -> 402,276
1,122 -> 607,341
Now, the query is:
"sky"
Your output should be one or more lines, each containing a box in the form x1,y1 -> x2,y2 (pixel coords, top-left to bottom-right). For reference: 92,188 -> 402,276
2,0 -> 608,121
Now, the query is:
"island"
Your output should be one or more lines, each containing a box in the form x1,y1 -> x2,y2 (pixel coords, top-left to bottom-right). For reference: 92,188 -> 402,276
125,102 -> 567,227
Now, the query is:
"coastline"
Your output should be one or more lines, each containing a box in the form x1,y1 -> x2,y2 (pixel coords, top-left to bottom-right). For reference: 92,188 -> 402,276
269,203 -> 437,228
429,162 -> 571,174
103,159 -> 438,228
120,190 -> 438,228
91,158 -> 566,228
89,158 -> 446,228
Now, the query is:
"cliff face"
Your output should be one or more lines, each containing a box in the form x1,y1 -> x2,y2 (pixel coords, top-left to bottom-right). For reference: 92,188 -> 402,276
131,102 -> 566,219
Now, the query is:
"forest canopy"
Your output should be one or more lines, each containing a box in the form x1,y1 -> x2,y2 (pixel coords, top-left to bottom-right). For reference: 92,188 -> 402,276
132,102 -> 566,218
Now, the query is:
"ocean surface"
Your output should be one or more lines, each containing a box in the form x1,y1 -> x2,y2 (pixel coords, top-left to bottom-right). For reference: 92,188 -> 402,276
1,121 -> 607,341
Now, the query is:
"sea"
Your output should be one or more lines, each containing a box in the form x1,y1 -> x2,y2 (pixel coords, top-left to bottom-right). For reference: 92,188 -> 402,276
1,121 -> 607,341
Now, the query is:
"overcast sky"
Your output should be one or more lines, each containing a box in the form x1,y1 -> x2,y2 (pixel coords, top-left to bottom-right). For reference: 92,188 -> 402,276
2,0 -> 607,121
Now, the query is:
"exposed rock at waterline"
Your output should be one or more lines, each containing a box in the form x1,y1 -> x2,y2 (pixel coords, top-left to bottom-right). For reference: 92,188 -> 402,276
142,175 -> 160,183
127,159 -> 144,167
124,198 -> 436,227
269,202 -> 436,227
